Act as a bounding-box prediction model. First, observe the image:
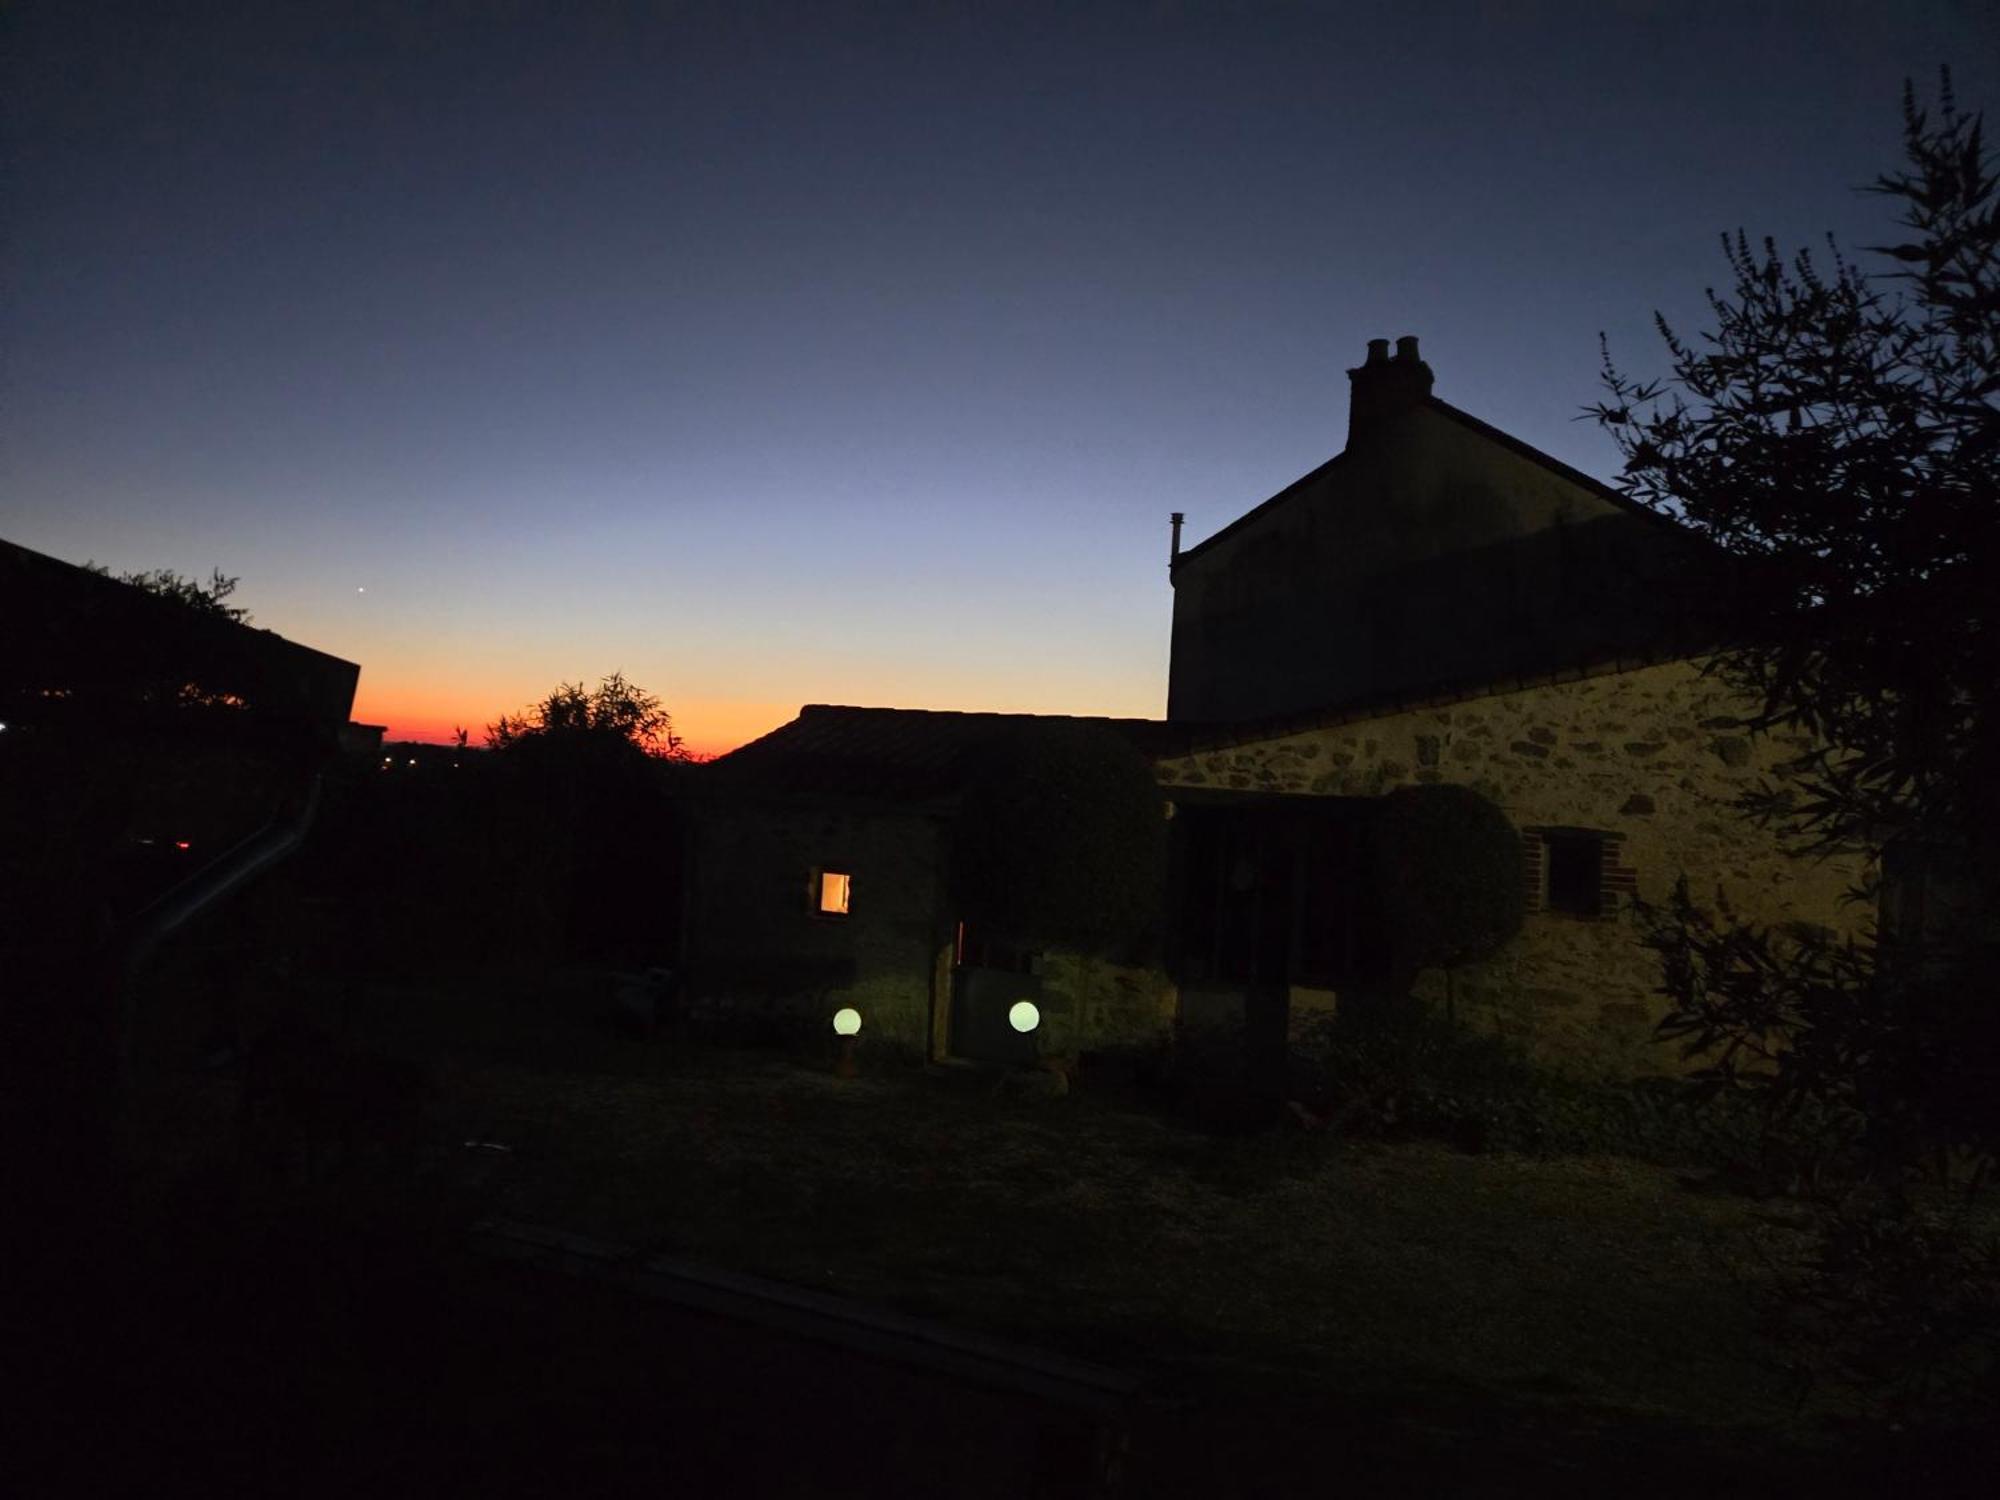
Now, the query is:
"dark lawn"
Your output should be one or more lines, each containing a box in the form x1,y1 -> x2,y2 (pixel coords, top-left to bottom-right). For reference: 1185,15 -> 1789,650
103,970 -> 1991,1496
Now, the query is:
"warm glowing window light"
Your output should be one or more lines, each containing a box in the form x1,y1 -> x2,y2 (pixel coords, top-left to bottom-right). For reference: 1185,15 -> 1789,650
1008,1000 -> 1041,1034
818,870 -> 851,916
832,1007 -> 861,1036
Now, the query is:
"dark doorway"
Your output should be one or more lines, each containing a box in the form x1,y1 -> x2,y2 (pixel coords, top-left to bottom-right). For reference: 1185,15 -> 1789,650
1173,798 -> 1383,990
949,920 -> 1042,1065
1170,797 -> 1384,1127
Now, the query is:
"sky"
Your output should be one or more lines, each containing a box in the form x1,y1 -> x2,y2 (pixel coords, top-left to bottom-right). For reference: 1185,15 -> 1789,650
4,1 -> 1994,755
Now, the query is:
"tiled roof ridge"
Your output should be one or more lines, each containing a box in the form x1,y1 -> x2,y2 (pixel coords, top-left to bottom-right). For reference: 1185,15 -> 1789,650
794,703 -> 1156,724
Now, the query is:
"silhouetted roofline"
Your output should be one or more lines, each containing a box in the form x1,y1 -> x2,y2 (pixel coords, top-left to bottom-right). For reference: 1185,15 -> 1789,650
0,536 -> 360,748
1171,395 -> 1685,572
793,704 -> 1170,736
1422,397 -> 1686,533
704,703 -> 1194,806
1171,451 -> 1347,570
714,704 -> 1179,759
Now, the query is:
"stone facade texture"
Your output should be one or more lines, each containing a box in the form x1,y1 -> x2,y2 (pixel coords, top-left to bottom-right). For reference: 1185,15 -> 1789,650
686,801 -> 1180,1062
1154,658 -> 1873,1077
685,803 -> 948,1054
1035,952 -> 1178,1058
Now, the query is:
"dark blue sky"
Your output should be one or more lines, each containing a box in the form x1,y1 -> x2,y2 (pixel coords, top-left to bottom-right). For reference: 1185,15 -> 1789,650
5,1 -> 1992,748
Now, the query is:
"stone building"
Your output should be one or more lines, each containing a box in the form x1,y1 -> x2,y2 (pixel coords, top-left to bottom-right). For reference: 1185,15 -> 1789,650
686,339 -> 1870,1077
684,706 -> 1183,1064
1155,337 -> 1871,1077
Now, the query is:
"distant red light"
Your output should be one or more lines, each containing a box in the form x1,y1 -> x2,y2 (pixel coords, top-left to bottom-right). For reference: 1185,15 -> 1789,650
175,841 -> 191,850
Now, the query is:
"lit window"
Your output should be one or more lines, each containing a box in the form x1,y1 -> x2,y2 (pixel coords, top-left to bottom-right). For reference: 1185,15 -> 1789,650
817,870 -> 852,916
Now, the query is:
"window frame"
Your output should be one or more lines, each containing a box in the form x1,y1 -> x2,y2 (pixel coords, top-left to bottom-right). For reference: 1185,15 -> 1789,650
1542,831 -> 1606,917
810,865 -> 854,920
1521,825 -> 1633,921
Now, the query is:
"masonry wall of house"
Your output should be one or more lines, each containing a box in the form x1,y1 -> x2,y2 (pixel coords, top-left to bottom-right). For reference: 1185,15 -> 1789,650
1032,952 -> 1178,1059
685,802 -> 947,1054
1152,658 -> 1873,1077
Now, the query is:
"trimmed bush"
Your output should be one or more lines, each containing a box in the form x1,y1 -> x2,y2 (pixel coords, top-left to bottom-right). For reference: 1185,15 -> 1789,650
951,721 -> 1166,957
1371,783 -> 1525,982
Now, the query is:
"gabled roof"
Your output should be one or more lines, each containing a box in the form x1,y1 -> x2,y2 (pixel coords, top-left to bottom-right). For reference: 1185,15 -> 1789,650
1170,451 -> 1348,571
1171,396 -> 1686,570
703,705 -> 1194,805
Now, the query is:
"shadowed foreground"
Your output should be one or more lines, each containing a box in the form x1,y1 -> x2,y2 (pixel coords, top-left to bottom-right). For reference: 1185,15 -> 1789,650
32,970 -> 1987,1498
24,1184 -> 1988,1500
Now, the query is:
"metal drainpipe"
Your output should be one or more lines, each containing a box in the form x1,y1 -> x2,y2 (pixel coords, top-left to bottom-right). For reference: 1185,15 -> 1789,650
114,772 -> 325,1086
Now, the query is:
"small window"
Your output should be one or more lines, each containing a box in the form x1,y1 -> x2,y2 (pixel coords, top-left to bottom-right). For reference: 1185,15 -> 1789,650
815,869 -> 852,917
1544,834 -> 1603,916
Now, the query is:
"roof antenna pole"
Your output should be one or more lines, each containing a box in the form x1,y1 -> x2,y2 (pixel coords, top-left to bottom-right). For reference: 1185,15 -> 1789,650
1169,512 -> 1184,566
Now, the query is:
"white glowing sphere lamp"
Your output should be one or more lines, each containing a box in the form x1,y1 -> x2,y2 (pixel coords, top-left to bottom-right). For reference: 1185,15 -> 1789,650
1008,1000 -> 1041,1034
832,1007 -> 862,1036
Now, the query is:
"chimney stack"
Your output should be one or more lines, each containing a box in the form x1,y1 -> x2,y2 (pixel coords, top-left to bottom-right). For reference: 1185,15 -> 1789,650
1346,334 -> 1434,451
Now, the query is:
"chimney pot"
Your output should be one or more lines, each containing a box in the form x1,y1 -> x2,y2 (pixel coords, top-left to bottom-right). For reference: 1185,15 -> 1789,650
1345,332 -> 1434,452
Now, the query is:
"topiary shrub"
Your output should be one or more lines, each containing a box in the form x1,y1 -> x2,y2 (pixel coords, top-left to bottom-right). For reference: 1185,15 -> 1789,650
950,721 -> 1167,958
1371,782 -> 1525,1002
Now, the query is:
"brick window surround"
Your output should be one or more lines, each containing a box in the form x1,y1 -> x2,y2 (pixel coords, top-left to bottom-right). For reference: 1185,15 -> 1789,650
1520,827 -> 1635,920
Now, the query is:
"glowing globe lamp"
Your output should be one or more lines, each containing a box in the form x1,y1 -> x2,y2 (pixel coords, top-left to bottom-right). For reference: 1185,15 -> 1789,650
832,1007 -> 862,1036
1007,1000 -> 1040,1034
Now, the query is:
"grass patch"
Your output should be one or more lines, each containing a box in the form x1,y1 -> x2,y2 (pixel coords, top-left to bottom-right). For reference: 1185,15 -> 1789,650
183,976 -> 1821,1420
127,968 -> 1992,1490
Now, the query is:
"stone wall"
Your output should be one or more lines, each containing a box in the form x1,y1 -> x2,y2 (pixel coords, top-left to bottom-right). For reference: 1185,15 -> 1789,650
686,802 -> 1180,1062
1153,658 -> 1874,1078
685,802 -> 949,1054
1034,951 -> 1177,1058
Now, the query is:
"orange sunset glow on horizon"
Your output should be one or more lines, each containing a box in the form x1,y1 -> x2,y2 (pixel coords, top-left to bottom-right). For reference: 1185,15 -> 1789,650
350,688 -> 805,759
350,674 -> 1170,761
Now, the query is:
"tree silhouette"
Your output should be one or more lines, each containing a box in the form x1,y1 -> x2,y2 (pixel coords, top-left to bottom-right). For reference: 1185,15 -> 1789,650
487,671 -> 690,761
481,673 -> 690,963
81,561 -> 250,623
1590,72 -> 2000,1189
1591,72 -> 1997,876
